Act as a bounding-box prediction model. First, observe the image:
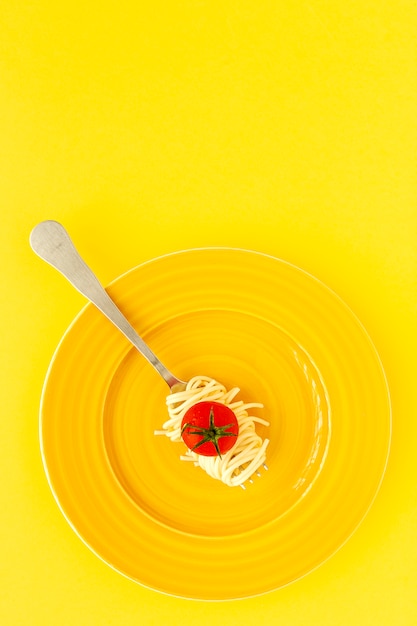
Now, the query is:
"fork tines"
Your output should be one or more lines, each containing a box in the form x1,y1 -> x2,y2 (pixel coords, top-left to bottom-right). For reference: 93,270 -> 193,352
239,463 -> 268,489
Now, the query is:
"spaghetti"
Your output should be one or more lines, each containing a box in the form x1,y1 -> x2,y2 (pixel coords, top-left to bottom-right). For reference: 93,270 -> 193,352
155,376 -> 269,487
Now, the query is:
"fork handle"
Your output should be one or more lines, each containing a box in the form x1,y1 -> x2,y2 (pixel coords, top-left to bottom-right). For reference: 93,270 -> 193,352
30,220 -> 183,389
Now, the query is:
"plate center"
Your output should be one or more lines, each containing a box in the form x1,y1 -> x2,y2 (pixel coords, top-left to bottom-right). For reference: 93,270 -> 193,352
102,309 -> 331,537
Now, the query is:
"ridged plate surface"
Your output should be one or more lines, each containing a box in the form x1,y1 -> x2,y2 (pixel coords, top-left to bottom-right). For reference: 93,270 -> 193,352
40,249 -> 391,599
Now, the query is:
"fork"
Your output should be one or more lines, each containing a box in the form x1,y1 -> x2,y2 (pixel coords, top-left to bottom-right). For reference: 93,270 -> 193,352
30,220 -> 267,486
30,220 -> 186,390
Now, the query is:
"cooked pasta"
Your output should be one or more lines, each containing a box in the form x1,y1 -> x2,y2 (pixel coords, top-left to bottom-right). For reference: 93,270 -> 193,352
155,376 -> 269,487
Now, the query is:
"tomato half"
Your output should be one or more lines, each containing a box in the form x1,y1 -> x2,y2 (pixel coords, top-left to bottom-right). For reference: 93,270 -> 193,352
181,401 -> 239,457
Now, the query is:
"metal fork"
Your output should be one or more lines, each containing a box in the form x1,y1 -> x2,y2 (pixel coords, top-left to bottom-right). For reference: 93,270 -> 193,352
30,220 -> 267,486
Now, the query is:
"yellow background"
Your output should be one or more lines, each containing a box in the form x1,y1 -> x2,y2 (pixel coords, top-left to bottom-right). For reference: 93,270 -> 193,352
1,1 -> 416,624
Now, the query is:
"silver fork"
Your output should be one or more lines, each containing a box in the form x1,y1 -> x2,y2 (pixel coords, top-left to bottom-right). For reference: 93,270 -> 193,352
30,220 -> 185,390
30,220 -> 267,485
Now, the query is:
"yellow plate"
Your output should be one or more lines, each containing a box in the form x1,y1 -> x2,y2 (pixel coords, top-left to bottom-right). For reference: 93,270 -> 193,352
40,249 -> 391,600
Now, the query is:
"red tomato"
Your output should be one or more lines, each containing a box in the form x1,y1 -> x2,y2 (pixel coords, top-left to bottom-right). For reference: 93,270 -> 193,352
181,401 -> 239,457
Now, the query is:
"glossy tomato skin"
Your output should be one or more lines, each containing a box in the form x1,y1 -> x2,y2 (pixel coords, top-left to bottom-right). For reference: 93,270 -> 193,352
181,401 -> 239,457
